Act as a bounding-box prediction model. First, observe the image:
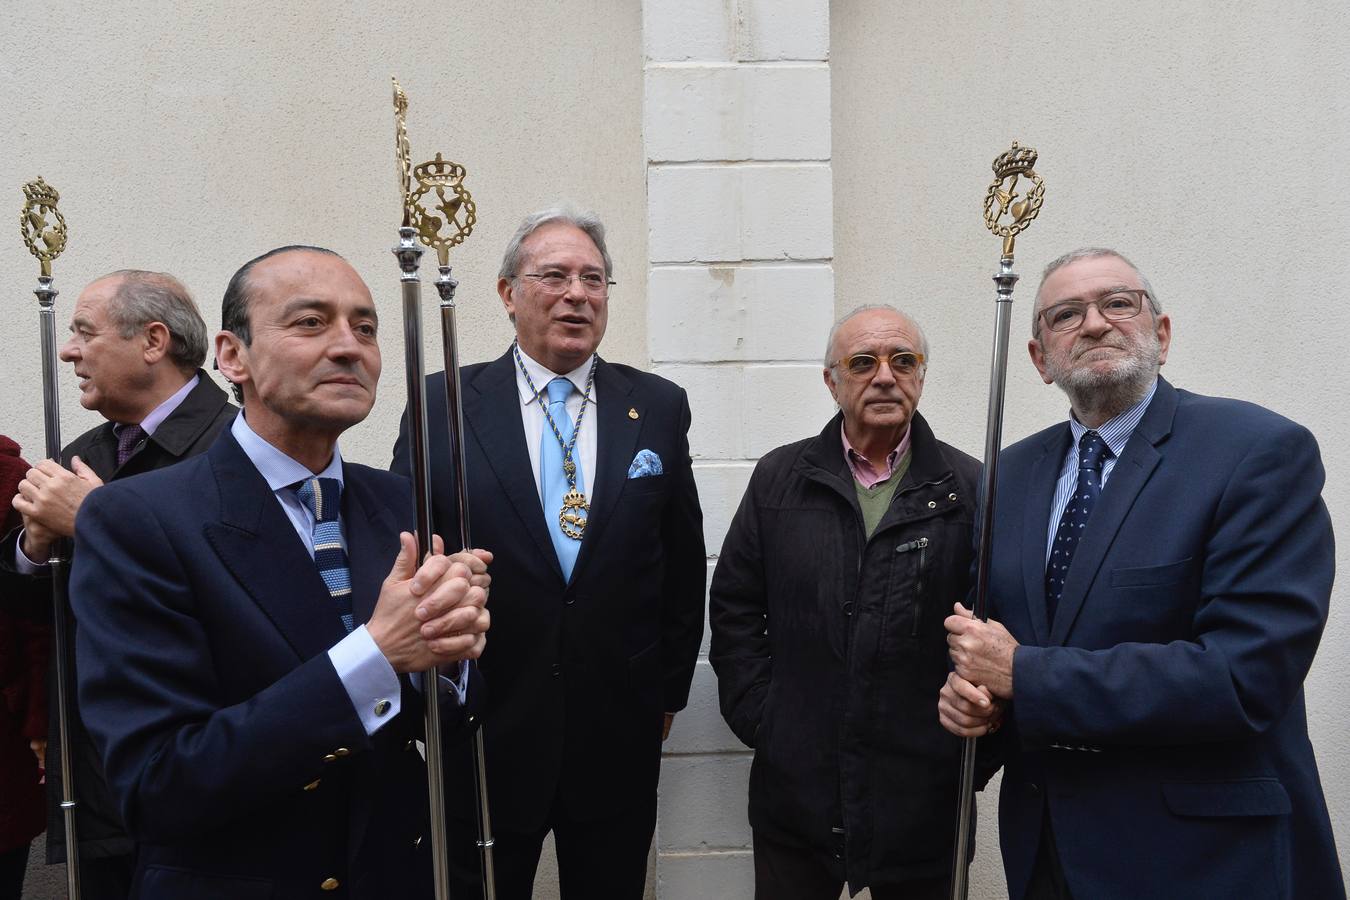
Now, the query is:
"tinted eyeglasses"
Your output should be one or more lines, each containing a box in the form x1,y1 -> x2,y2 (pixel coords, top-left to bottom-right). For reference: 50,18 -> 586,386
829,351 -> 926,379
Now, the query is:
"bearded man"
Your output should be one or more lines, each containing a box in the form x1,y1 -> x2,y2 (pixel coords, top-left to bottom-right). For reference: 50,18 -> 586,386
938,249 -> 1343,900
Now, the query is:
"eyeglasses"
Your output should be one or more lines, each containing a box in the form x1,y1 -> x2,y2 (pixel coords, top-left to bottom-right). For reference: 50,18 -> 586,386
1039,290 -> 1150,333
516,272 -> 615,297
828,351 -> 926,379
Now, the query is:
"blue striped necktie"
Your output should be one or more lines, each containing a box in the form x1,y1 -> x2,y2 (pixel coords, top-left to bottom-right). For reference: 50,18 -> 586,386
1044,430 -> 1111,626
295,477 -> 354,633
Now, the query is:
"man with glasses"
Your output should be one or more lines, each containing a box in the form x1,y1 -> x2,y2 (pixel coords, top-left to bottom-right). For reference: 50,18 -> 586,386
710,305 -> 983,899
391,207 -> 705,899
940,249 -> 1342,899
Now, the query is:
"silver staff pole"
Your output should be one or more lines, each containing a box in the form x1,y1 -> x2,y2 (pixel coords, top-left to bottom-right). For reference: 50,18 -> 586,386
950,144 -> 1046,900
20,176 -> 81,900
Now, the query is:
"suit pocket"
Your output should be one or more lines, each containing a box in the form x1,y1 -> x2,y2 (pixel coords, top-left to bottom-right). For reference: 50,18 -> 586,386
627,639 -> 661,707
1162,778 -> 1291,817
1110,557 -> 1194,588
137,866 -> 275,899
624,473 -> 668,495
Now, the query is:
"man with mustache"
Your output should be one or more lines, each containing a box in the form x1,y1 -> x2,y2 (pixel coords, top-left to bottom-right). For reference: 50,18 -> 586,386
709,306 -> 983,899
2,270 -> 234,898
391,209 -> 705,899
70,246 -> 491,898
940,249 -> 1342,899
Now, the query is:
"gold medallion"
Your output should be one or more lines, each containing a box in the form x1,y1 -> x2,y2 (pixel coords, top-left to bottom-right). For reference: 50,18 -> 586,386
559,489 -> 589,540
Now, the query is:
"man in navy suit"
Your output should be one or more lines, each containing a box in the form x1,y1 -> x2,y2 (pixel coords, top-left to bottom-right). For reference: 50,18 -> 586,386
392,208 -> 705,899
939,248 -> 1342,899
71,246 -> 491,899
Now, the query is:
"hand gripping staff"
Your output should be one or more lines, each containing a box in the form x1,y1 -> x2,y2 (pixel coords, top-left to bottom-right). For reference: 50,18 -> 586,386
949,143 -> 1046,900
19,176 -> 81,900
391,78 -> 495,900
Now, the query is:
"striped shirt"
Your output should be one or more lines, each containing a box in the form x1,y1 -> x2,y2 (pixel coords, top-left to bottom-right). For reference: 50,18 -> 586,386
1043,379 -> 1158,564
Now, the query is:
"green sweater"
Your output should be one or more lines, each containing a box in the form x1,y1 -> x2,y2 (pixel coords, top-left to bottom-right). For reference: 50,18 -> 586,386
854,451 -> 912,537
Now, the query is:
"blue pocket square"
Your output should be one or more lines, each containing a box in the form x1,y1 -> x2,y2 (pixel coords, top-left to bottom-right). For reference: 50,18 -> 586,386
627,449 -> 664,479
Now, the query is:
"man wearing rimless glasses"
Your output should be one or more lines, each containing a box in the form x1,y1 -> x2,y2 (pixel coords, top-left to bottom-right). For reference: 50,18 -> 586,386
711,305 -> 984,899
940,248 -> 1341,899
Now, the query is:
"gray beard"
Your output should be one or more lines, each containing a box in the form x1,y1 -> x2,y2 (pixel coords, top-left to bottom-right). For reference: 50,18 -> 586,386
1046,338 -> 1160,425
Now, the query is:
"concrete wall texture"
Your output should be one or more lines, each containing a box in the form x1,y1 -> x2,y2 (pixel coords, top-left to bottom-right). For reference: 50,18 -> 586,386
4,2 -> 1350,898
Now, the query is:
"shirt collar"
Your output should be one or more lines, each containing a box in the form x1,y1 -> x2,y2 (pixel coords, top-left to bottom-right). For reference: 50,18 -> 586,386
118,372 -> 199,437
230,412 -> 344,491
513,345 -> 596,408
841,421 -> 913,488
1068,377 -> 1158,458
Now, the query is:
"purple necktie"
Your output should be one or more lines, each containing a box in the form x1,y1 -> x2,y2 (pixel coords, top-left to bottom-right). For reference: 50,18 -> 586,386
115,424 -> 146,468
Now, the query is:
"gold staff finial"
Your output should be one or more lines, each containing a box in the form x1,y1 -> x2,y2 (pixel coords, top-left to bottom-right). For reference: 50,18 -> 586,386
390,78 -> 477,266
982,142 -> 1045,259
393,77 -> 414,228
20,177 -> 68,277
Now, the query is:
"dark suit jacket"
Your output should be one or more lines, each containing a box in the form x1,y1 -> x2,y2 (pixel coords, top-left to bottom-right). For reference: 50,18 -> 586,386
0,370 -> 235,863
392,350 -> 705,831
989,378 -> 1342,900
71,429 -> 475,899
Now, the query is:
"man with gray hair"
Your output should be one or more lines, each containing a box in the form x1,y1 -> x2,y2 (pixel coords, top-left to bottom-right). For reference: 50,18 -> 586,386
710,305 -> 983,899
391,207 -> 705,899
940,249 -> 1342,899
2,269 -> 234,897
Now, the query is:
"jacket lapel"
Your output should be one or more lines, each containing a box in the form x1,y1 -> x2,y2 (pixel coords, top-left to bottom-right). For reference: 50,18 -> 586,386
463,351 -> 563,580
1019,427 -> 1070,647
201,432 -> 347,661
79,423 -> 119,479
341,468 -> 401,628
572,360 -> 641,582
1048,379 -> 1177,645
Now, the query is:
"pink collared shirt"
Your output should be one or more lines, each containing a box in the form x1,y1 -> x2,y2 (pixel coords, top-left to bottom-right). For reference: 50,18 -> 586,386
842,422 -> 912,489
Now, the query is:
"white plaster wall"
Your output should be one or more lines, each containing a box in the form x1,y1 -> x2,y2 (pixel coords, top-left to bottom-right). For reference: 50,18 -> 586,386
0,3 -> 646,898
832,1 -> 1350,895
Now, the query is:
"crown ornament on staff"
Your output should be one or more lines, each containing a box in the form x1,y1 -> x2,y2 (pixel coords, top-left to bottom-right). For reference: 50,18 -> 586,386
391,76 -> 477,266
20,176 -> 69,277
982,141 -> 1044,258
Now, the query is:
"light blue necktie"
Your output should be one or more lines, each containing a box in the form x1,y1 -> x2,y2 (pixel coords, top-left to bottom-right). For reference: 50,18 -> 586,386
540,377 -> 584,581
294,477 -> 354,632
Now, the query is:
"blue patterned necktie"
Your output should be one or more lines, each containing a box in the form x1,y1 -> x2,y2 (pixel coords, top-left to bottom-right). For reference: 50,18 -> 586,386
1045,430 -> 1111,625
294,477 -> 354,633
540,377 -> 584,581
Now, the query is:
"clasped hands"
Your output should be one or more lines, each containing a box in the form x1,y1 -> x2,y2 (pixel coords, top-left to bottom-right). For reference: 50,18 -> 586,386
12,456 -> 103,562
939,602 -> 1017,739
368,533 -> 492,674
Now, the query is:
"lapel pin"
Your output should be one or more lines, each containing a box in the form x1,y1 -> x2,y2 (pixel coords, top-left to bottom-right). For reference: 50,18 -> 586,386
628,407 -> 639,420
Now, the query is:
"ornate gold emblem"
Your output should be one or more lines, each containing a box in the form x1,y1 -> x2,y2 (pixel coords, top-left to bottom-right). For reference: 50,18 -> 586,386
20,177 -> 67,277
560,489 -> 589,540
391,76 -> 476,267
982,142 -> 1044,257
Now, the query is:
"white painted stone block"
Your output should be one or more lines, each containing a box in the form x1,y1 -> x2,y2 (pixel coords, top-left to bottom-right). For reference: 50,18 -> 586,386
742,364 -> 837,457
646,65 -> 830,163
644,0 -> 734,62
656,850 -> 756,900
649,264 -> 834,363
650,165 -> 833,263
653,363 -> 744,459
738,0 -> 830,61
663,660 -> 745,754
658,753 -> 754,849
700,559 -> 716,656
693,462 -> 755,557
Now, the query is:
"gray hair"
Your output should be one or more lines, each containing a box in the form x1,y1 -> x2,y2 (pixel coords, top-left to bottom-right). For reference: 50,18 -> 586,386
498,206 -> 613,282
103,270 -> 208,373
824,304 -> 930,384
1033,248 -> 1162,338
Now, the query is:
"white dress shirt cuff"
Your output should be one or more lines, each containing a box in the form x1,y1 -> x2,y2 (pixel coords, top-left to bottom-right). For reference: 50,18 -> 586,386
408,660 -> 470,705
13,530 -> 46,575
328,625 -> 401,735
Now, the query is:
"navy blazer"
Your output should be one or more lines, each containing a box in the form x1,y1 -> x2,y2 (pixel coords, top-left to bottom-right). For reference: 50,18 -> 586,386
71,430 -> 474,899
392,350 -> 705,832
989,378 -> 1342,899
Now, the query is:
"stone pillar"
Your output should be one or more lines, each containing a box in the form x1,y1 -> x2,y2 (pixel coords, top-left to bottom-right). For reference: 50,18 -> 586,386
642,2 -> 836,896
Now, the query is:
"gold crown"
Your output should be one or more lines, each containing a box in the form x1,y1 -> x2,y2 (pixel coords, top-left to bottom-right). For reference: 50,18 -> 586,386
23,176 -> 60,206
992,143 -> 1038,179
413,153 -> 466,187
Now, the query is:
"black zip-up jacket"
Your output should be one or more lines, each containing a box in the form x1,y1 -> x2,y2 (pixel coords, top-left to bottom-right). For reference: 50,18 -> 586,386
710,410 -> 985,892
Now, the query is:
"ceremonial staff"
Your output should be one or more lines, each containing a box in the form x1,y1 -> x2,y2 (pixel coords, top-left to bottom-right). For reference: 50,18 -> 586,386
950,143 -> 1045,900
19,176 -> 81,900
391,78 -> 496,900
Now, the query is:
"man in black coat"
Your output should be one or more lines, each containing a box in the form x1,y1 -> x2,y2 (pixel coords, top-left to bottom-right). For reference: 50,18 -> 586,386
2,270 -> 235,897
710,305 -> 983,899
391,208 -> 705,900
